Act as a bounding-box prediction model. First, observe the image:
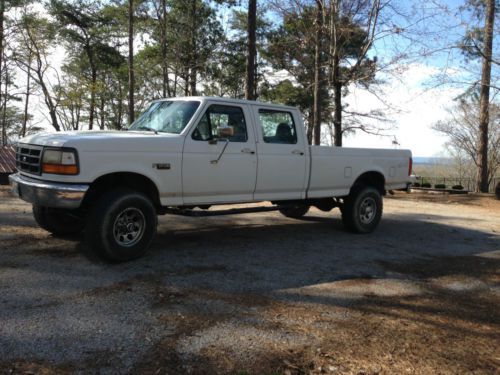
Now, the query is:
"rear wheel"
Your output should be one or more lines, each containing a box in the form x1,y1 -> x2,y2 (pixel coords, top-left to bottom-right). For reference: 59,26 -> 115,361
85,189 -> 157,262
33,205 -> 84,236
342,186 -> 382,233
278,204 -> 310,219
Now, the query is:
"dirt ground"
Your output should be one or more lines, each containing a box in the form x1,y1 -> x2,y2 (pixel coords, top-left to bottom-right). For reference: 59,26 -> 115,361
0,186 -> 499,375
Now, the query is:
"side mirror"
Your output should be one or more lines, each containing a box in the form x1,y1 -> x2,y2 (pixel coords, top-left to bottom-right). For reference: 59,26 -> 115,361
217,126 -> 234,139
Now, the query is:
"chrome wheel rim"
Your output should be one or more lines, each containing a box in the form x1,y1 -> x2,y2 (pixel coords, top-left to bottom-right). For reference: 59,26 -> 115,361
113,208 -> 145,247
359,197 -> 376,224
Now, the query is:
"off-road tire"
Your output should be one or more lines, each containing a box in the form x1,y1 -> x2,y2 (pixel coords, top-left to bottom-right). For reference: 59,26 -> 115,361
85,189 -> 157,262
33,205 -> 85,236
278,204 -> 310,219
342,186 -> 382,233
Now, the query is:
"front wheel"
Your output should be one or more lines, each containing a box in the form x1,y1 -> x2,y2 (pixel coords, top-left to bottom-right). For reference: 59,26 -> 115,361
342,186 -> 382,233
33,205 -> 85,236
85,189 -> 157,262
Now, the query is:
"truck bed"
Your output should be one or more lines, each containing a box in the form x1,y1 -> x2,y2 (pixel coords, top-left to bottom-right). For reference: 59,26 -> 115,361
307,146 -> 412,198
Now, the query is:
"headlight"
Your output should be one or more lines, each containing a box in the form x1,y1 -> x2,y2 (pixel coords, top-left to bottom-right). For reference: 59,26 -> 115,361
42,148 -> 79,175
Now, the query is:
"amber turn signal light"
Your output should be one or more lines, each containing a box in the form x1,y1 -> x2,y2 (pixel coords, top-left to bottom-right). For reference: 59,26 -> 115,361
42,163 -> 79,175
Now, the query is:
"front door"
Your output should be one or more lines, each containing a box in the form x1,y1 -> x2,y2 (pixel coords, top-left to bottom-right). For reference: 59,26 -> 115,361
182,103 -> 258,204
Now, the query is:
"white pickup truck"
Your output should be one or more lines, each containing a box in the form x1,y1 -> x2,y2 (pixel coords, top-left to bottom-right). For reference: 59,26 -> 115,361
10,97 -> 412,261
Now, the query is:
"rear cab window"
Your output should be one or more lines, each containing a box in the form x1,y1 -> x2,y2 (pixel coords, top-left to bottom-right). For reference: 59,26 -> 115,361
258,109 -> 297,144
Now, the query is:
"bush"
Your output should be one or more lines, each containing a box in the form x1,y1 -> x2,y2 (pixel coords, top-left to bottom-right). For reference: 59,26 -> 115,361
435,184 -> 446,189
412,182 -> 421,187
496,182 -> 500,200
452,185 -> 464,190
422,183 -> 431,188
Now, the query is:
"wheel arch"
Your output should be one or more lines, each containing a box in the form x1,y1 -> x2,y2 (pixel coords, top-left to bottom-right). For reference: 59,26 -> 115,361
82,172 -> 162,210
350,170 -> 386,195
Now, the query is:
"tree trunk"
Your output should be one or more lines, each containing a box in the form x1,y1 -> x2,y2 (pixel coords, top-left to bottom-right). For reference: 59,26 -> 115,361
99,93 -> 105,130
333,53 -> 342,147
313,0 -> 323,146
245,0 -> 257,100
0,1 -> 4,145
476,0 -> 495,193
41,85 -> 60,131
328,0 -> 343,147
22,55 -> 32,137
189,0 -> 197,96
306,110 -> 314,145
173,64 -> 178,96
1,61 -> 7,146
75,104 -> 80,130
184,71 -> 189,96
128,0 -> 135,124
117,83 -> 123,129
31,43 -> 60,131
161,0 -> 170,98
0,0 -> 3,85
89,66 -> 97,130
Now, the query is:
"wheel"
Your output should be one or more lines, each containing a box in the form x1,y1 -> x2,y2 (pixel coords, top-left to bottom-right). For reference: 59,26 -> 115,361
342,186 -> 383,233
278,204 -> 310,219
85,189 -> 157,262
32,205 -> 85,236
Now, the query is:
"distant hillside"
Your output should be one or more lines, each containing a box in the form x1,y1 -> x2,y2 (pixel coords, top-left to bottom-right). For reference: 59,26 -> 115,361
413,157 -> 452,165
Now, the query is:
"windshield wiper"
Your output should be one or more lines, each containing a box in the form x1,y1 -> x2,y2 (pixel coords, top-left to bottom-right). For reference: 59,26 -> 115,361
134,126 -> 159,135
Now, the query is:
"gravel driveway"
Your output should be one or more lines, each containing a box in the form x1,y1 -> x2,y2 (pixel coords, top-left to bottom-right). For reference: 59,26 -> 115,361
0,187 -> 499,374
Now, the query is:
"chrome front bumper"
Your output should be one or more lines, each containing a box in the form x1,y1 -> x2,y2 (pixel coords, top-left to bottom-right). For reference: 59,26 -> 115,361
9,173 -> 89,209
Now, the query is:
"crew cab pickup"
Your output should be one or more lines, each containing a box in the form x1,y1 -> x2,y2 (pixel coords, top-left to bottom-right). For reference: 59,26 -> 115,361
9,97 -> 412,261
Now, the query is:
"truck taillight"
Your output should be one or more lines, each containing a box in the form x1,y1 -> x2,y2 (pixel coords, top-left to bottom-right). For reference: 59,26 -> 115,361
408,157 -> 413,176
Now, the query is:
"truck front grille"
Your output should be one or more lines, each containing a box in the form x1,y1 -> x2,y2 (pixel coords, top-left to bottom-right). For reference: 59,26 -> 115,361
16,144 -> 43,175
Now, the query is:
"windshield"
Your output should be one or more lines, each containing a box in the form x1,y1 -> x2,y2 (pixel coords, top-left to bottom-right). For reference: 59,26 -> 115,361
128,100 -> 200,134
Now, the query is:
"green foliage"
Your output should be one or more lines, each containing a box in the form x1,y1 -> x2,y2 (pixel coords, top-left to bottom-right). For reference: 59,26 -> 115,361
136,0 -> 225,98
260,80 -> 306,108
458,0 -> 499,62
1,0 -> 380,134
3,106 -> 39,140
435,184 -> 446,189
50,0 -> 124,69
263,7 -> 328,133
262,3 -> 377,139
49,0 -> 128,129
14,13 -> 58,62
209,7 -> 269,98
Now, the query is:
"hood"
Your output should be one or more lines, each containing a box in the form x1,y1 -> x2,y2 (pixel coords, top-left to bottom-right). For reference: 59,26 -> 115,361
19,130 -> 183,152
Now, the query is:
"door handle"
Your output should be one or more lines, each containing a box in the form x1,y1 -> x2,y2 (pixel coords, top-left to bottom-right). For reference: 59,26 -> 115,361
292,149 -> 304,155
241,148 -> 255,154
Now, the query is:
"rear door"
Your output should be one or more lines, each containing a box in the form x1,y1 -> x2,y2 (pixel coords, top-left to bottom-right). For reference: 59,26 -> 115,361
182,102 -> 258,204
253,107 -> 308,200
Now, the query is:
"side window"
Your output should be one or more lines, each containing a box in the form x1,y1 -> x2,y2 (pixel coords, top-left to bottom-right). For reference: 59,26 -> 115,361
259,110 -> 297,144
192,105 -> 248,142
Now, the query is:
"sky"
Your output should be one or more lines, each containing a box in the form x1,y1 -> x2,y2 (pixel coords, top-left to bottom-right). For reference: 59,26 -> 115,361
342,63 -> 461,156
334,0 -> 499,157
